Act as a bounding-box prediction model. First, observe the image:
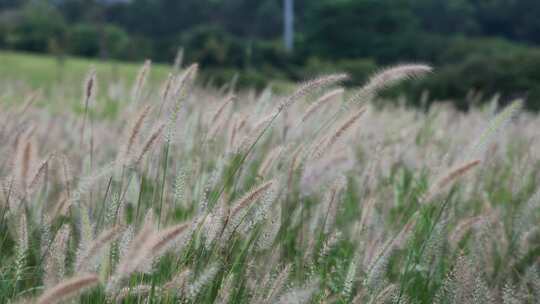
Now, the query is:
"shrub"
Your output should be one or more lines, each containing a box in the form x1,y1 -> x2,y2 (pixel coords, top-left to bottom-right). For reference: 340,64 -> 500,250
414,43 -> 540,110
5,2 -> 66,53
68,24 -> 130,59
68,23 -> 100,57
180,25 -> 245,67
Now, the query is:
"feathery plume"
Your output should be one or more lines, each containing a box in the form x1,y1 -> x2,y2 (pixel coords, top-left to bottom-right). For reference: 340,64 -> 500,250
437,160 -> 481,189
17,90 -> 41,116
350,64 -> 432,103
322,176 -> 347,234
107,213 -> 154,293
300,87 -> 344,123
75,226 -> 123,272
263,264 -> 291,304
109,221 -> 189,293
216,274 -> 234,304
256,205 -> 282,251
211,94 -> 236,125
172,63 -> 198,101
240,184 -> 277,234
115,285 -> 154,303
166,63 -> 199,142
78,205 -> 95,256
287,144 -> 304,189
229,180 -> 274,219
134,123 -> 165,164
464,99 -> 523,161
357,196 -> 376,235
257,145 -> 283,178
310,107 -> 366,160
163,269 -> 191,292
319,231 -> 342,261
121,104 -> 152,161
58,154 -> 73,198
80,68 -> 96,145
221,180 -> 274,240
424,159 -> 481,203
145,222 -> 190,257
276,280 -> 319,304
17,211 -> 28,252
44,224 -> 70,287
27,154 -> 52,195
236,114 -> 274,153
131,59 -> 151,103
449,216 -> 484,247
70,162 -> 116,205
118,225 -> 134,258
160,73 -> 174,104
207,94 -> 235,139
15,138 -> 34,191
227,115 -> 240,153
173,167 -> 187,208
40,216 -> 52,256
50,194 -> 69,220
173,47 -> 184,71
13,212 -> 28,283
278,74 -> 348,111
36,274 -> 99,304
364,240 -> 392,291
203,197 -> 228,248
374,284 -> 398,304
342,253 -> 359,300
364,216 -> 417,292
187,264 -> 220,299
82,68 -> 97,108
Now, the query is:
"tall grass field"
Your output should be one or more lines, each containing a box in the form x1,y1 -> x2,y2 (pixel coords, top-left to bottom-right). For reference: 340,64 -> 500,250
0,54 -> 538,304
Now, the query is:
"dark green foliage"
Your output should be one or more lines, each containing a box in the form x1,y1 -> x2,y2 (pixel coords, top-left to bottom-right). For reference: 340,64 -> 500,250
303,0 -> 420,62
0,1 -> 66,53
5,0 -> 540,108
68,24 -> 130,59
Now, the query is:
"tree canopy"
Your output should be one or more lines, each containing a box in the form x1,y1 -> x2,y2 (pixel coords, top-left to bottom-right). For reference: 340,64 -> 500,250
2,0 -> 540,108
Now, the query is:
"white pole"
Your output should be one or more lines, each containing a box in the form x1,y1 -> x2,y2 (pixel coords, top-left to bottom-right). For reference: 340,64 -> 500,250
284,0 -> 294,52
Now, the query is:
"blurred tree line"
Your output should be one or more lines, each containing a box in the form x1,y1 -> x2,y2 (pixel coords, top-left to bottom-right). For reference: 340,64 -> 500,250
2,0 -> 540,109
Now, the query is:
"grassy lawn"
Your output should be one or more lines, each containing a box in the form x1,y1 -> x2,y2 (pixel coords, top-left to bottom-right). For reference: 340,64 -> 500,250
0,51 -> 172,90
0,51 -> 175,116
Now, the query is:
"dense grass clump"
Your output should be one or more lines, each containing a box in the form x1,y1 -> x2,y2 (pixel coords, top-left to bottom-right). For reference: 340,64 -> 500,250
0,60 -> 538,304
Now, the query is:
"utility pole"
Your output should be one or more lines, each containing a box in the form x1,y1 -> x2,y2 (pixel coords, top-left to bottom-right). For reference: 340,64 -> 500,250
284,0 -> 294,52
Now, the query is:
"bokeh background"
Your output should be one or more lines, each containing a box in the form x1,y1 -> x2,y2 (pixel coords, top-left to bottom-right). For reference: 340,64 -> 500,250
1,0 -> 540,109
